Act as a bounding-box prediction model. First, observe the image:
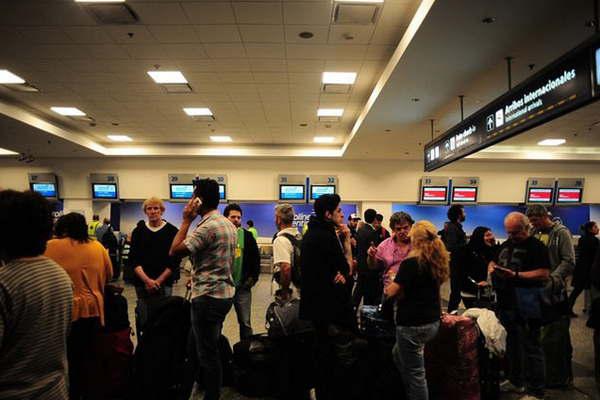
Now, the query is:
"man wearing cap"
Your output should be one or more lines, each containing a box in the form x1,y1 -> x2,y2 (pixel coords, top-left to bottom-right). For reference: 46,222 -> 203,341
348,213 -> 360,257
526,205 -> 575,388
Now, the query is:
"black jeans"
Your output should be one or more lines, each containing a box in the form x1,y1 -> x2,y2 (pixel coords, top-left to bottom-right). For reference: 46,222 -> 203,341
190,296 -> 233,400
67,317 -> 100,400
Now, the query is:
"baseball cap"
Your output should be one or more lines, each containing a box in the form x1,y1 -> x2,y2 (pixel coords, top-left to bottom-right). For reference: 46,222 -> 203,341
349,213 -> 361,220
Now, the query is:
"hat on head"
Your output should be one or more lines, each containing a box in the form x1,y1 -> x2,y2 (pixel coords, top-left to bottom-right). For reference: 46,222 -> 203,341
349,213 -> 361,220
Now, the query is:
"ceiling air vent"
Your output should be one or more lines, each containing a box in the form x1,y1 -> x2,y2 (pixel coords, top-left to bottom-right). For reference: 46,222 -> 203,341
322,83 -> 351,94
333,3 -> 381,25
83,3 -> 138,25
161,84 -> 193,94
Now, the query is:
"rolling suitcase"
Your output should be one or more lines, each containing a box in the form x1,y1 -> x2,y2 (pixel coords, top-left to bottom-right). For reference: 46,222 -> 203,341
358,304 -> 395,339
425,314 -> 480,400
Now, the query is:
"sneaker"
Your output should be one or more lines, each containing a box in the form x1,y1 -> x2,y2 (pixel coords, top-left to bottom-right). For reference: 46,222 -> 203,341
518,395 -> 544,400
500,380 -> 526,393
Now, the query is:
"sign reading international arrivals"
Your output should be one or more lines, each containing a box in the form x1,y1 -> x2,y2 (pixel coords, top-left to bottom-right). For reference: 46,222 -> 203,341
424,34 -> 600,172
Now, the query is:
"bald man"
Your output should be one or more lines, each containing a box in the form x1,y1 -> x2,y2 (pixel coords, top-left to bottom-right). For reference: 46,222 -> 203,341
490,212 -> 550,400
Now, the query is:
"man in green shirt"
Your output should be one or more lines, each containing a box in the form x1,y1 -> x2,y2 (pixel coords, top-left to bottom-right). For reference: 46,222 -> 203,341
225,204 -> 261,340
246,220 -> 258,239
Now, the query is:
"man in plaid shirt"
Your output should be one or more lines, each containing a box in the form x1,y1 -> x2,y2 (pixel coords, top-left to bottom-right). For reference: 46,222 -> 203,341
170,178 -> 236,400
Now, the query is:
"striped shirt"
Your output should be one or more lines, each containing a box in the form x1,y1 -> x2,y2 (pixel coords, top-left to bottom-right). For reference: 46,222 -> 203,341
184,211 -> 236,299
0,257 -> 73,400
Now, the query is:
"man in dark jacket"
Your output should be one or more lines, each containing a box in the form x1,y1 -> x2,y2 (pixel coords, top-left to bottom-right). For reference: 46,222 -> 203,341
443,204 -> 468,312
300,194 -> 354,400
224,203 -> 261,340
353,208 -> 380,308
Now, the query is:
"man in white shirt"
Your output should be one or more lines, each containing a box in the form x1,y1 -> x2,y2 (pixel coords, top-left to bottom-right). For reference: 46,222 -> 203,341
272,203 -> 302,298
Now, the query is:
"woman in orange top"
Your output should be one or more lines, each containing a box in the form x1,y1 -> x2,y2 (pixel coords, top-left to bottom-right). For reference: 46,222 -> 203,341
45,212 -> 113,400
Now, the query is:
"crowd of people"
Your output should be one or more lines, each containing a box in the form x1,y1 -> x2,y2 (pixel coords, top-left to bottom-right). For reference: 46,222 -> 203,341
0,181 -> 599,400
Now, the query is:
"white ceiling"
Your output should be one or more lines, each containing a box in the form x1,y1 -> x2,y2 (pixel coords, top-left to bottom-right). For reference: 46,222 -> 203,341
0,0 -> 418,151
0,0 -> 598,163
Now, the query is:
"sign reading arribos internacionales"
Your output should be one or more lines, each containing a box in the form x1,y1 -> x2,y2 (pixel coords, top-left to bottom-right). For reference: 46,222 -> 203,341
424,33 -> 600,172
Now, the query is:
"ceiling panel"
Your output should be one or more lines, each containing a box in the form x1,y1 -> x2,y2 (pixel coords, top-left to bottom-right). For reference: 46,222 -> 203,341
233,3 -> 284,25
283,3 -> 333,25
182,3 -> 237,24
129,3 -> 189,25
194,25 -> 241,43
148,25 -> 199,43
284,25 -> 330,44
239,25 -> 285,43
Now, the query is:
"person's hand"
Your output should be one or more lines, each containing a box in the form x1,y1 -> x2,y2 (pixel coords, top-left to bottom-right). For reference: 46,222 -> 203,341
477,281 -> 489,287
145,279 -> 160,293
334,272 -> 346,285
350,237 -> 357,248
367,242 -> 378,258
488,261 -> 497,274
183,197 -> 200,222
338,224 -> 351,241
494,265 -> 516,279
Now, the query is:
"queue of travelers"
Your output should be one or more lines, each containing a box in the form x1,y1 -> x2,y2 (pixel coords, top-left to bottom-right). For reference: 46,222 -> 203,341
1,183 -> 599,400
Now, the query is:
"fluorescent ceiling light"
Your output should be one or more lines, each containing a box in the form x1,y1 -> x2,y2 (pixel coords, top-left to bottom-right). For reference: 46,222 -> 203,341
75,0 -> 125,3
0,70 -> 25,84
314,136 -> 335,143
107,135 -> 132,142
322,72 -> 357,85
538,139 -> 566,146
183,107 -> 213,116
210,136 -> 232,143
0,147 -> 18,155
147,71 -> 187,84
51,107 -> 86,116
317,108 -> 344,117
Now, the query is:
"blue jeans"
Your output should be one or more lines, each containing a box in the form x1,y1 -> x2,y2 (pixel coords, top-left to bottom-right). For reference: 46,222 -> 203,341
392,321 -> 440,400
499,310 -> 545,397
233,286 -> 253,340
191,296 -> 233,400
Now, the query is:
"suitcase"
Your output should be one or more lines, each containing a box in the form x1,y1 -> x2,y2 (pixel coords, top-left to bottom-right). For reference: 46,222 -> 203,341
359,304 -> 395,339
233,333 -> 279,397
425,314 -> 480,400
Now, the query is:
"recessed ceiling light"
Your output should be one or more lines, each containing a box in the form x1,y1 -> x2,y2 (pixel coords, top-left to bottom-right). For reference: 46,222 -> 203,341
0,147 -> 18,155
147,71 -> 187,84
482,17 -> 496,24
183,107 -> 213,116
314,136 -> 335,143
51,107 -> 86,116
299,31 -> 314,39
317,108 -> 344,117
538,138 -> 566,146
107,135 -> 132,142
322,72 -> 357,85
411,97 -> 420,102
210,136 -> 232,143
0,70 -> 25,84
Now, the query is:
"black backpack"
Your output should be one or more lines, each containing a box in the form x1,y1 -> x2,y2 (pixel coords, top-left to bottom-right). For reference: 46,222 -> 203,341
279,233 -> 302,288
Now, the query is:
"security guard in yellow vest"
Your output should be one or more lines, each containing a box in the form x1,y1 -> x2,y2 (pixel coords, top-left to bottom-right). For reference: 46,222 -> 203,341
88,215 -> 101,240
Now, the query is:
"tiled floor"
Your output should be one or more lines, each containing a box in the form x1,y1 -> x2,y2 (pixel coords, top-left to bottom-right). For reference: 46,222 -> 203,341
121,273 -> 599,400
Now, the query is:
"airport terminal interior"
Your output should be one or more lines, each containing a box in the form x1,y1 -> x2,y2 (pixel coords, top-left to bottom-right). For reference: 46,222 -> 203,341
1,0 -> 600,399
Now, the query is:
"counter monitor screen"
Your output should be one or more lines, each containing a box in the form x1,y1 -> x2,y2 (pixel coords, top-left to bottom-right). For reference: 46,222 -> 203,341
421,186 -> 448,202
310,185 -> 335,200
219,184 -> 226,200
556,187 -> 582,204
31,182 -> 57,198
527,187 -> 554,203
170,184 -> 194,199
92,183 -> 118,199
279,184 -> 305,201
452,187 -> 478,203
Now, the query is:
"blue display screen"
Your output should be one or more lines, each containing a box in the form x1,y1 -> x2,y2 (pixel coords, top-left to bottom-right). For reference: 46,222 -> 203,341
92,183 -> 117,199
219,184 -> 226,200
31,183 -> 57,198
280,185 -> 305,200
596,48 -> 600,86
311,185 -> 335,200
170,184 -> 193,199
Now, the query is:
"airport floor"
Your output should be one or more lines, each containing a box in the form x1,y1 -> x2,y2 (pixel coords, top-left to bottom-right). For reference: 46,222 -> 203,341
121,273 -> 599,400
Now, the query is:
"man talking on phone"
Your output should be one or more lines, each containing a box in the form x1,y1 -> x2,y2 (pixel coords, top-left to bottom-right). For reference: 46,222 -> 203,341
170,178 -> 237,400
491,212 -> 550,400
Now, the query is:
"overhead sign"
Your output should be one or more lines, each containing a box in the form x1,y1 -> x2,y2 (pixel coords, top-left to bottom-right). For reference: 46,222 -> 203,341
424,34 -> 600,171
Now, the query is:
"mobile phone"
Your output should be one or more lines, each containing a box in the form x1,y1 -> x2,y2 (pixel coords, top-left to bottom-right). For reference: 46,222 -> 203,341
193,197 -> 202,208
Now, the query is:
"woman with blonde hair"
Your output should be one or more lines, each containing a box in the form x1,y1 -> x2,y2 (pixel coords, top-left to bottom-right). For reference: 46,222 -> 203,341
384,220 -> 449,400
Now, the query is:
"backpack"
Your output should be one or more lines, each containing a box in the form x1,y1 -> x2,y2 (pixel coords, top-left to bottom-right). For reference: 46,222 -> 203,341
265,297 -> 313,338
279,232 -> 302,288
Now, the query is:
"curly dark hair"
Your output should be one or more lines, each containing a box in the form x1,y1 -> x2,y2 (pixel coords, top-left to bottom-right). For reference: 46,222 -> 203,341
54,212 -> 89,242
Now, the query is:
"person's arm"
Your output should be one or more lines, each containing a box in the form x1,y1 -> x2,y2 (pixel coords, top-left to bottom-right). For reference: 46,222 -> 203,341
339,224 -> 353,277
384,281 -> 404,299
102,246 -> 113,283
155,268 -> 172,287
552,229 -> 575,280
367,243 -> 384,270
273,236 -> 292,290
